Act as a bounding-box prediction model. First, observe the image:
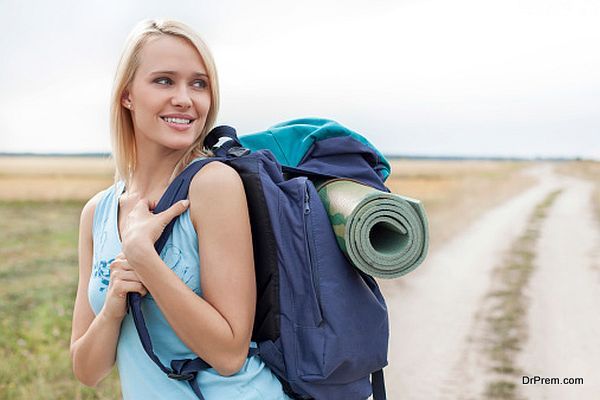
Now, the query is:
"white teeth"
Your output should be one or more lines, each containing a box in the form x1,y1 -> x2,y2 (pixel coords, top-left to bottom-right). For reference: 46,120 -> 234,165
163,117 -> 191,124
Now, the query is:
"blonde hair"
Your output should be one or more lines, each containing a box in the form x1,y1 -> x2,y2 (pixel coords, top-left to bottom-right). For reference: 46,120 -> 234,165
110,19 -> 218,188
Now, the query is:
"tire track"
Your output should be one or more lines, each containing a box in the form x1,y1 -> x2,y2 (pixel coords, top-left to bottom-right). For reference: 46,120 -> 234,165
461,189 -> 563,400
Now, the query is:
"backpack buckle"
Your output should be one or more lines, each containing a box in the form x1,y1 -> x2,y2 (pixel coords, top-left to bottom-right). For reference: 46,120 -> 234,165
167,371 -> 195,381
227,146 -> 250,157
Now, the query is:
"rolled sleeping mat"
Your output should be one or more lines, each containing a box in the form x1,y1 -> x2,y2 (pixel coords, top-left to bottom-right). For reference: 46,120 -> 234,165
316,179 -> 429,279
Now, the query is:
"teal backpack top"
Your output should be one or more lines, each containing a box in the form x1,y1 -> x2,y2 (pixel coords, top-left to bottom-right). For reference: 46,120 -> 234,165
239,118 -> 391,181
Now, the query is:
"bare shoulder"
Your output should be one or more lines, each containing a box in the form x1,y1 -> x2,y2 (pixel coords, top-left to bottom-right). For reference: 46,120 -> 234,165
188,161 -> 248,228
189,161 -> 244,201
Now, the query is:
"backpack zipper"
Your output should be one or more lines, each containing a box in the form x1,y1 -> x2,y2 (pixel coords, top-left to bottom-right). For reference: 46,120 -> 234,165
303,179 -> 323,325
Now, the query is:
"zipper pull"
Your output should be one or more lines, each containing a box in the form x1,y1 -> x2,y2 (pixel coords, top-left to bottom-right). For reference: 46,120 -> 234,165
304,183 -> 311,214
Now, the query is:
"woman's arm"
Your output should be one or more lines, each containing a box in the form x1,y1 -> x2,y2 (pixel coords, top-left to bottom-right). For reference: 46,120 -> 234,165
70,192 -> 149,387
70,193 -> 120,387
123,162 -> 256,376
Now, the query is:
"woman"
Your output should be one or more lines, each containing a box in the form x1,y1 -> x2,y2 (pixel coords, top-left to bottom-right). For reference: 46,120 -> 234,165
70,19 -> 292,399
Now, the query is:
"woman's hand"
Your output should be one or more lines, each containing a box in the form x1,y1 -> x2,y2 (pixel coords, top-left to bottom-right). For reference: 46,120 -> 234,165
101,252 -> 148,321
121,198 -> 190,267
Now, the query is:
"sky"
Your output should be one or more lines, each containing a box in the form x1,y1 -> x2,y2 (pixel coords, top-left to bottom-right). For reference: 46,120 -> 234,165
0,0 -> 599,159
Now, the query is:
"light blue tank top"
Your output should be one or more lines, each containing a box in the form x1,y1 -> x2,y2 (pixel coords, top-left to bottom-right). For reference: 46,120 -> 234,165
88,159 -> 291,400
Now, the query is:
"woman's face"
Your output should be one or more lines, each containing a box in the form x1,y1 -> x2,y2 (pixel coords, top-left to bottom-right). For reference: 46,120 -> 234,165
123,35 -> 211,152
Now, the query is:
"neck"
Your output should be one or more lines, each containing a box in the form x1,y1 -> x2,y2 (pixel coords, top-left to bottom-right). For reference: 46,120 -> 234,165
125,139 -> 188,201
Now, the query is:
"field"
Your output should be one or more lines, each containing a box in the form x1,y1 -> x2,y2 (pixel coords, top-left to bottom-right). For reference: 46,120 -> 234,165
0,157 -> 115,202
0,157 -> 120,399
0,156 -> 597,399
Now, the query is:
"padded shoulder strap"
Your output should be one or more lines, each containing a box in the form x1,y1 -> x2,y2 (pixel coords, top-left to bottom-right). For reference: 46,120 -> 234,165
126,157 -> 224,383
152,157 -> 224,253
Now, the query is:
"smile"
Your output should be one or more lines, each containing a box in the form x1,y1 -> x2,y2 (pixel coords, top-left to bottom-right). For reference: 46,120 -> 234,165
160,116 -> 195,131
161,116 -> 193,124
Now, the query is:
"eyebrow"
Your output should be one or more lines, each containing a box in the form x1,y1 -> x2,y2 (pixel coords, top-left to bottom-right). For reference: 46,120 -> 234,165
149,70 -> 208,78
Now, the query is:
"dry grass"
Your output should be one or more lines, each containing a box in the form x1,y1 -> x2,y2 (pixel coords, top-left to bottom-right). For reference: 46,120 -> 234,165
0,156 -> 114,176
386,159 -> 535,253
554,160 -> 600,225
0,157 -> 114,201
553,160 -> 600,182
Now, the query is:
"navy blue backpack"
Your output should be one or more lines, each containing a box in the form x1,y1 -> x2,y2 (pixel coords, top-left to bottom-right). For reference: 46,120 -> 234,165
127,123 -> 390,400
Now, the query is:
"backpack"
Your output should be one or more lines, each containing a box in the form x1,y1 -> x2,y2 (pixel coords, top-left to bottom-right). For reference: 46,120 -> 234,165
127,118 -> 391,400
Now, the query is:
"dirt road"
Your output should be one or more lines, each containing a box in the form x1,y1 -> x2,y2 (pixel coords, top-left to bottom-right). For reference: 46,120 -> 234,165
379,164 -> 599,399
518,174 -> 600,399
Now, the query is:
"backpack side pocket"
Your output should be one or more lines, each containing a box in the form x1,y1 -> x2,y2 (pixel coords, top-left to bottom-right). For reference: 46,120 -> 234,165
294,325 -> 326,378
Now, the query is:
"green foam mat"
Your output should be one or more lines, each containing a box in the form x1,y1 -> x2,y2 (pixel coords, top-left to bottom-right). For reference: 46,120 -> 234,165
317,179 -> 429,279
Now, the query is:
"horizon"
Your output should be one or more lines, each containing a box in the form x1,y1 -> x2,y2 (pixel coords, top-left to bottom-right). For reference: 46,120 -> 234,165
0,151 -> 594,162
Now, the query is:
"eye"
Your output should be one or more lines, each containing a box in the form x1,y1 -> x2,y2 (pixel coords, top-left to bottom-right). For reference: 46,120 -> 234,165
192,79 -> 208,89
154,77 -> 173,85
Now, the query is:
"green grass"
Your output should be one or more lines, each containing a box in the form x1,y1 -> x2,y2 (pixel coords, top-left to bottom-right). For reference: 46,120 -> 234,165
484,380 -> 519,399
0,201 -> 121,399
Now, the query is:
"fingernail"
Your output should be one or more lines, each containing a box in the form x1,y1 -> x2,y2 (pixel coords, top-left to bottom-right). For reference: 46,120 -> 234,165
182,199 -> 190,207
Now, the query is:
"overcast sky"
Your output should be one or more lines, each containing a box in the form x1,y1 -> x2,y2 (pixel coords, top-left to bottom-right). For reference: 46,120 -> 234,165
0,0 -> 599,159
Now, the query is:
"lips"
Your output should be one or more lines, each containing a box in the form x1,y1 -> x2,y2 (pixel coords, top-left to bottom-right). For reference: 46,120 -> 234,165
160,114 -> 196,131
162,116 -> 192,124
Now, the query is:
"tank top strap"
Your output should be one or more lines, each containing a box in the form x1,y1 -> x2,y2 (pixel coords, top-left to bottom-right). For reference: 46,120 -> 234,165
92,181 -> 125,237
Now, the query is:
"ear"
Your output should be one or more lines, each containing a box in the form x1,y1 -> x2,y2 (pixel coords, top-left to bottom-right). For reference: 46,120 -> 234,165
121,89 -> 132,109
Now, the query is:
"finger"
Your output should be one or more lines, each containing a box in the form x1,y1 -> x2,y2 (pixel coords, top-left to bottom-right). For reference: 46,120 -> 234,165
115,270 -> 143,282
132,282 -> 147,297
109,258 -> 134,271
132,198 -> 152,214
109,258 -> 125,270
158,199 -> 190,226
114,281 -> 147,298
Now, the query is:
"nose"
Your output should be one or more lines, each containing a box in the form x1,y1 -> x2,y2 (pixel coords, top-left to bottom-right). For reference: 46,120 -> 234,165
171,84 -> 192,108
